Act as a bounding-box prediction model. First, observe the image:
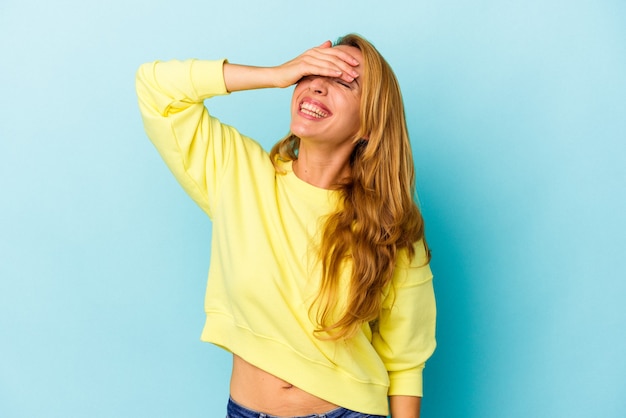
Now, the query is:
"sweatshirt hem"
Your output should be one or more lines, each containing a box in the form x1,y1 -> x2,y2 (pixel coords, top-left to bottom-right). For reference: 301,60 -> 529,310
200,311 -> 390,416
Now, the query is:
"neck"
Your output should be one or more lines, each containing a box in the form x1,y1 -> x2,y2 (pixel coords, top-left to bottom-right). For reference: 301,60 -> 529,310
292,144 -> 353,189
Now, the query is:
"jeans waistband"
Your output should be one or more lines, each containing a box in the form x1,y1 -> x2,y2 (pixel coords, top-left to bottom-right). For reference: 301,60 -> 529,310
226,397 -> 385,418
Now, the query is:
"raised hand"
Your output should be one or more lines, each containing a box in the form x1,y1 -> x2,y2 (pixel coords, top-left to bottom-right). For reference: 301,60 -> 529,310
271,40 -> 361,88
223,41 -> 361,92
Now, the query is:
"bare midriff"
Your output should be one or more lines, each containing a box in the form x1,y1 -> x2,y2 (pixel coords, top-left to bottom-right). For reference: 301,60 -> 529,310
230,354 -> 340,416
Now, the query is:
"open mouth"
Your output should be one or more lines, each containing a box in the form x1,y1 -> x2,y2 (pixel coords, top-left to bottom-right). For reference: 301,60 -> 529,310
300,101 -> 330,118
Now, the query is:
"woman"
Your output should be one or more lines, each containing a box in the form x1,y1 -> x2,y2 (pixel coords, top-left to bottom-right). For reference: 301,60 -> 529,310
136,34 -> 436,418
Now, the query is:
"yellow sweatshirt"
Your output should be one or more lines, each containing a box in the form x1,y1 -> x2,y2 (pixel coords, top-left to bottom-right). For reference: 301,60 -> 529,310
136,58 -> 436,416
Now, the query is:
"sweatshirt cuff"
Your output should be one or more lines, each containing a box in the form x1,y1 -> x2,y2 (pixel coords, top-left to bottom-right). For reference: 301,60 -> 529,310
190,59 -> 230,98
387,367 -> 424,397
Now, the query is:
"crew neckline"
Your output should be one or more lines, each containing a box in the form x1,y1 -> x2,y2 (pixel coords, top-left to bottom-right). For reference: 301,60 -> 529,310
278,160 -> 339,204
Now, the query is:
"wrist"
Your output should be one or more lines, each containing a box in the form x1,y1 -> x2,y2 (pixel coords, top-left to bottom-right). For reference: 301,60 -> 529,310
223,63 -> 278,92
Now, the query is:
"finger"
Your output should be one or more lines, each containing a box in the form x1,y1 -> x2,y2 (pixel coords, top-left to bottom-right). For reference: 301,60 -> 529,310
333,49 -> 360,67
299,59 -> 356,83
318,40 -> 332,48
298,57 -> 344,78
306,50 -> 360,80
309,47 -> 360,73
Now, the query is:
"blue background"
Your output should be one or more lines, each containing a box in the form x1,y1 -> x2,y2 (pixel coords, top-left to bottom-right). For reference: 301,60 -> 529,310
1,1 -> 625,417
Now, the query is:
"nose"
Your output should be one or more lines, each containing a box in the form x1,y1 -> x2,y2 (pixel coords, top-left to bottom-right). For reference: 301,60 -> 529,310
308,76 -> 328,95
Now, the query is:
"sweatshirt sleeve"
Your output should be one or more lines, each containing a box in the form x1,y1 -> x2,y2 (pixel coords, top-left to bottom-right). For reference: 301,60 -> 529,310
135,59 -> 233,218
372,240 -> 437,397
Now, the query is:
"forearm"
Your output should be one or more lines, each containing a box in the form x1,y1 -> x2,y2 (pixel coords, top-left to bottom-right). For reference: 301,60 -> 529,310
389,396 -> 421,418
223,63 -> 282,92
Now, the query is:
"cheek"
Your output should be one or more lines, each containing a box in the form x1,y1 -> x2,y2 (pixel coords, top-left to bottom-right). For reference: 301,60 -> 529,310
347,99 -> 362,128
293,81 -> 308,96
291,85 -> 307,111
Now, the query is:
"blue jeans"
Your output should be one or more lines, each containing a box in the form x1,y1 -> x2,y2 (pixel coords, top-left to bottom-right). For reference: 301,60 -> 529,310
226,397 -> 386,418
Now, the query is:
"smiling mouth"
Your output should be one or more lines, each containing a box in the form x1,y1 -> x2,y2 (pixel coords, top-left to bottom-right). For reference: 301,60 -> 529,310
300,102 -> 329,118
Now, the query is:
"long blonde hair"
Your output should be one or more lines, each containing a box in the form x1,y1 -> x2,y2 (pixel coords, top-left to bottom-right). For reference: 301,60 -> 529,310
270,34 -> 429,339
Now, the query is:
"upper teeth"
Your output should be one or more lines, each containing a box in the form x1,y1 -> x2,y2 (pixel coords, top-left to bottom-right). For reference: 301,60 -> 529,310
300,102 -> 328,118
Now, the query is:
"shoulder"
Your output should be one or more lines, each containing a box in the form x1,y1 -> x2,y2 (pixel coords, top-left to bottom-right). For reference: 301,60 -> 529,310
393,240 -> 433,287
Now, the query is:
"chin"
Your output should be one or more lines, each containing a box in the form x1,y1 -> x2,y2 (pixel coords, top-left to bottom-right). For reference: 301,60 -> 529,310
289,124 -> 309,139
